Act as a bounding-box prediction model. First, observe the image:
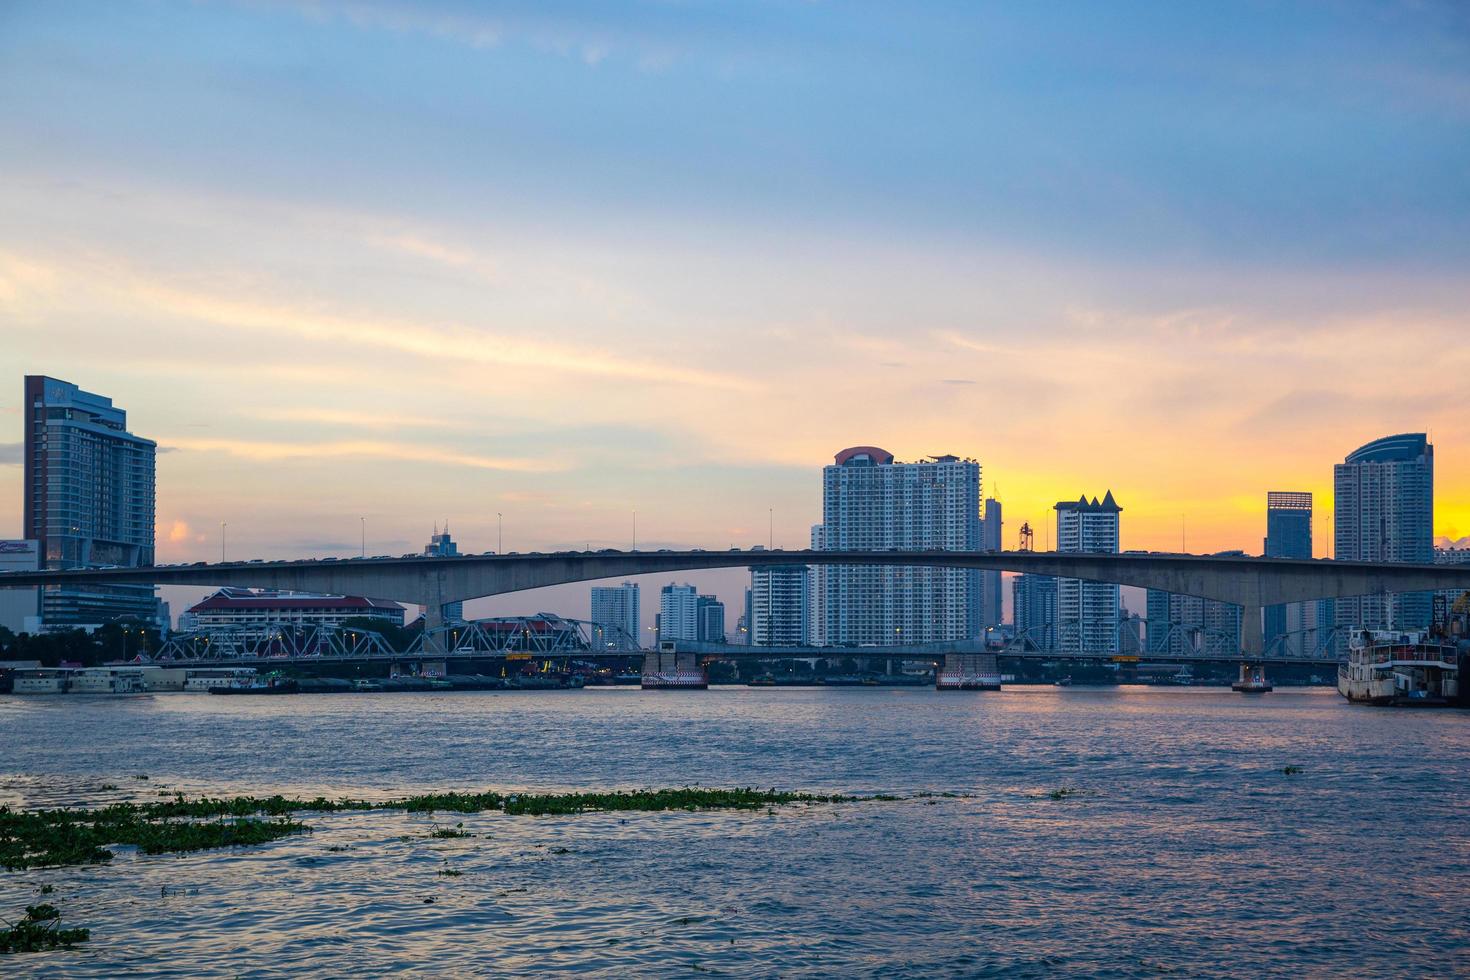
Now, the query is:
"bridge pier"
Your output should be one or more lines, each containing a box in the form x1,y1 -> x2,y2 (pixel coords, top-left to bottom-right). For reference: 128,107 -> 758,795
936,652 -> 1002,691
641,642 -> 708,690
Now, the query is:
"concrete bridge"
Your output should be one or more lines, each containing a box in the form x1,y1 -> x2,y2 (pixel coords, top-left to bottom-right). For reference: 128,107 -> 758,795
4,548 -> 1470,656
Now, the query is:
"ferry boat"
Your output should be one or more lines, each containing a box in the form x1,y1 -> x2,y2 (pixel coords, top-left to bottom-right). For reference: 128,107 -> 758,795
69,667 -> 148,695
1337,628 -> 1460,707
10,668 -> 73,695
935,653 -> 1002,691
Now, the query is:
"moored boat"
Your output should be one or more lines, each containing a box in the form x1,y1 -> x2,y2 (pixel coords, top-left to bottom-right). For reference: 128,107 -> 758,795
1337,628 -> 1459,707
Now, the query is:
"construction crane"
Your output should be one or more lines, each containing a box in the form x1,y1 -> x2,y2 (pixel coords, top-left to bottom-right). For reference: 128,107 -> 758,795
1018,522 -> 1034,552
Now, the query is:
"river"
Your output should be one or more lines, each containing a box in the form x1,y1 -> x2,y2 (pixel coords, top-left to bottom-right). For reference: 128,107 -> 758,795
1,686 -> 1466,977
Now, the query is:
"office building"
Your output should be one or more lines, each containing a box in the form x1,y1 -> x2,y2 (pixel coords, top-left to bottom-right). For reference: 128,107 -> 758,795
1012,573 -> 1057,651
590,581 -> 641,650
1264,492 -> 1314,656
1146,590 -> 1241,657
750,564 -> 808,646
186,588 -> 405,634
423,523 -> 464,623
697,595 -> 726,643
24,376 -> 158,626
0,540 -> 41,633
981,497 -> 1003,628
1334,434 -> 1435,635
815,447 -> 982,645
1055,492 -> 1121,653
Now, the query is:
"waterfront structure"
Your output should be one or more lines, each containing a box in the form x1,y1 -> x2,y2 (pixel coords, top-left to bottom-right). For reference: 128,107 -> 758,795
423,524 -> 464,623
749,564 -> 808,646
186,588 -> 405,634
982,497 -> 1003,628
658,584 -> 700,642
0,540 -> 41,633
590,581 -> 641,650
815,447 -> 982,645
1334,434 -> 1435,637
23,376 -> 157,626
1054,493 -> 1121,653
697,595 -> 726,643
1264,492 -> 1315,656
806,524 -> 828,647
1012,573 -> 1057,651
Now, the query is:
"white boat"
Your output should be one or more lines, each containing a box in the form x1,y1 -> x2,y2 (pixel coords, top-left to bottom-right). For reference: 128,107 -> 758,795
11,668 -> 72,695
1338,628 -> 1459,707
69,667 -> 148,695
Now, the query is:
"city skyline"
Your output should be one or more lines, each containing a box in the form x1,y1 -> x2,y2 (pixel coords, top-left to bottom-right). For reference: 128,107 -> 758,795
3,1 -> 1469,571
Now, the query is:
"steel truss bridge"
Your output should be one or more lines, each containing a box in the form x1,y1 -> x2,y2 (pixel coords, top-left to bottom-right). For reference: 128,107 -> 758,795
149,615 -> 641,666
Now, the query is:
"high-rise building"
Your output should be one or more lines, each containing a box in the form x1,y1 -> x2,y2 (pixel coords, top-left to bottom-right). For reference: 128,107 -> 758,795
981,497 -> 1003,628
0,540 -> 41,633
658,584 -> 700,642
1334,434 -> 1434,635
423,523 -> 464,623
1054,492 -> 1121,653
806,524 -> 827,647
1264,492 -> 1313,656
697,595 -> 726,643
750,564 -> 808,646
590,581 -> 641,650
1146,590 -> 1240,657
1012,573 -> 1056,651
24,376 -> 157,626
816,447 -> 982,645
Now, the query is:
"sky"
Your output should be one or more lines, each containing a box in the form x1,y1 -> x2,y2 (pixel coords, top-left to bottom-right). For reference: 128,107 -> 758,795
1,1 -> 1468,625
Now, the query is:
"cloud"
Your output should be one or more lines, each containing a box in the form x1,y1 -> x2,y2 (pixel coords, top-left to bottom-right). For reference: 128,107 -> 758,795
246,407 -> 470,430
940,379 -> 975,386
365,231 -> 499,279
167,520 -> 193,543
160,436 -> 566,472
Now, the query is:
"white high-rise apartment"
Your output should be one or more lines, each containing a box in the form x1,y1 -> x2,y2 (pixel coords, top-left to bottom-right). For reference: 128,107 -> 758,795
1055,492 -> 1121,653
815,447 -> 982,645
658,583 -> 700,642
750,565 -> 808,646
590,581 -> 641,650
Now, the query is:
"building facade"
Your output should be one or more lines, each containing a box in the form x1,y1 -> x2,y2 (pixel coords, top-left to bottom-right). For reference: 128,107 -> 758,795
806,524 -> 828,647
1012,573 -> 1057,651
185,588 -> 406,634
1145,590 -> 1241,657
658,584 -> 700,642
697,595 -> 726,643
0,540 -> 41,634
590,581 -> 641,650
423,524 -> 464,623
23,376 -> 158,626
981,497 -> 1003,628
1264,491 -> 1314,656
1334,434 -> 1435,635
1054,492 -> 1121,653
750,564 -> 809,646
815,447 -> 982,646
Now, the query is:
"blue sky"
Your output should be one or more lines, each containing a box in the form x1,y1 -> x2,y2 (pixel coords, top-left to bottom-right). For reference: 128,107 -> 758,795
2,1 -> 1468,624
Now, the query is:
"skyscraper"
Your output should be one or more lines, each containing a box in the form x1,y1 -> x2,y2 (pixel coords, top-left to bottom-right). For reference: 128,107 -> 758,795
658,584 -> 699,642
1334,434 -> 1434,634
696,595 -> 726,643
981,497 -> 1003,628
24,376 -> 157,626
750,564 -> 808,646
816,447 -> 982,645
1012,573 -> 1057,651
806,523 -> 827,647
590,581 -> 641,650
423,523 -> 464,623
1264,492 -> 1313,656
1146,590 -> 1240,657
1054,492 -> 1121,653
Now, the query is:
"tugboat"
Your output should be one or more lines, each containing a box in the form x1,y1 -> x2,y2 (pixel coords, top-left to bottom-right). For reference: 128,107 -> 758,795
1231,664 -> 1272,693
1337,628 -> 1459,707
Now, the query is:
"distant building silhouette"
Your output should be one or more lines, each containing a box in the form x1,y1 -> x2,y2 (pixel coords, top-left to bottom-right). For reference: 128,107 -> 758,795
1012,573 -> 1057,651
982,497 -> 1003,629
1263,492 -> 1316,656
750,564 -> 808,646
423,523 -> 464,623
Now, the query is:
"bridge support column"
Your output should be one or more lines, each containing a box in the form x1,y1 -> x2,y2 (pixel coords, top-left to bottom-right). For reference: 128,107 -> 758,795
641,643 -> 708,690
1241,605 -> 1263,659
936,652 -> 1001,691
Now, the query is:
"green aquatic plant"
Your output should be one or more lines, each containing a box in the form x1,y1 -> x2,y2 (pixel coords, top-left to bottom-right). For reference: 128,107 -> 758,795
0,903 -> 90,954
1046,787 -> 1081,801
1281,766 -> 1303,775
